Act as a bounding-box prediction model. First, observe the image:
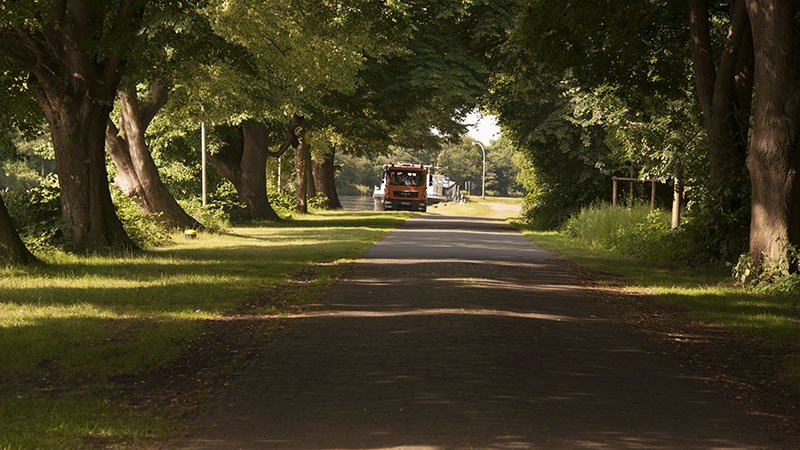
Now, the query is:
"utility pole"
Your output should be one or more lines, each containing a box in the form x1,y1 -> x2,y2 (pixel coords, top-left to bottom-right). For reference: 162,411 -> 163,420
201,119 -> 207,207
474,142 -> 486,198
277,155 -> 282,193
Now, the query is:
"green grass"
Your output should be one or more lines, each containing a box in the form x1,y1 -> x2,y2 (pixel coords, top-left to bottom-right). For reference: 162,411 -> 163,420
429,196 -> 523,219
515,224 -> 800,384
0,210 -> 411,449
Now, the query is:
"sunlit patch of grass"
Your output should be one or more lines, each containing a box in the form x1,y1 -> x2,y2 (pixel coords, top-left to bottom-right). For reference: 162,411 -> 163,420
0,393 -> 172,450
429,196 -> 523,220
514,224 -> 800,369
0,210 -> 410,448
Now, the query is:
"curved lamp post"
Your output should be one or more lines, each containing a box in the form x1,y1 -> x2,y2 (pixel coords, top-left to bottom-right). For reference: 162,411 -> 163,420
474,142 -> 486,198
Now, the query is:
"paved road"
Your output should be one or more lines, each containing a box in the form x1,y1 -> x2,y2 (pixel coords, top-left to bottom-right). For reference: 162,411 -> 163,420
183,216 -> 780,449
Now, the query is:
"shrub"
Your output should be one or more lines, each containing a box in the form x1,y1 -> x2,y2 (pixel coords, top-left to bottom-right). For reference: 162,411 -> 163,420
267,188 -> 295,211
178,198 -> 230,233
669,184 -> 750,265
308,194 -> 329,210
4,174 -> 66,252
111,189 -> 173,248
732,246 -> 800,295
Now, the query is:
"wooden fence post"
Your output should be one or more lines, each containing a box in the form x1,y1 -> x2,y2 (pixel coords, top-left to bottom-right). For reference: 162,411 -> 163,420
612,177 -> 618,208
650,180 -> 656,212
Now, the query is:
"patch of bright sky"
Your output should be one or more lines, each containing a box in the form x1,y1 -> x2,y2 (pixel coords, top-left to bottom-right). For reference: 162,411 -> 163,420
464,110 -> 502,145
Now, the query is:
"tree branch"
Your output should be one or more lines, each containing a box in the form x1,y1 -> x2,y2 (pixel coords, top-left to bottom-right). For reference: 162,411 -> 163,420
266,115 -> 304,157
689,0 -> 716,119
139,84 -> 169,129
713,0 -> 749,103
101,0 -> 142,89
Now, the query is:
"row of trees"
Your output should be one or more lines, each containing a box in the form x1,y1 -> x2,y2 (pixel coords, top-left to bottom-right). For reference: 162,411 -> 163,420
0,0 -> 512,264
488,0 -> 800,267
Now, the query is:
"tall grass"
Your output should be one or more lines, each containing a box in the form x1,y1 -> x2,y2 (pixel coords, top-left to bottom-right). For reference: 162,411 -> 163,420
561,203 -> 675,261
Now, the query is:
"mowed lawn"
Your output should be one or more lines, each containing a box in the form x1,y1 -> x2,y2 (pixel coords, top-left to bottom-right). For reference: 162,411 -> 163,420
0,211 -> 411,449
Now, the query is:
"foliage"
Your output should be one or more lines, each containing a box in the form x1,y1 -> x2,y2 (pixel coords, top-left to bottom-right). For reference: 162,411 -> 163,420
732,246 -> 800,296
110,189 -> 173,248
512,0 -> 690,103
671,184 -> 750,265
308,194 -> 329,210
3,174 -> 65,252
267,188 -> 297,212
484,137 -> 524,197
491,72 -> 612,229
178,198 -> 230,233
561,203 -> 677,261
437,140 -> 483,190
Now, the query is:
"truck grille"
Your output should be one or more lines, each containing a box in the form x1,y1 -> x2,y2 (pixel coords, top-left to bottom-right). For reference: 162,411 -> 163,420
394,190 -> 418,198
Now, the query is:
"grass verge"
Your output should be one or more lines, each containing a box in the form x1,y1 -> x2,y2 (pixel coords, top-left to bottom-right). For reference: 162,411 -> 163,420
513,224 -> 800,388
429,196 -> 523,220
0,211 -> 412,449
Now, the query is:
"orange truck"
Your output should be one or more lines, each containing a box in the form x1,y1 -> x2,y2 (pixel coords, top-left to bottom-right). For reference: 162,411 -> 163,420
380,163 -> 428,212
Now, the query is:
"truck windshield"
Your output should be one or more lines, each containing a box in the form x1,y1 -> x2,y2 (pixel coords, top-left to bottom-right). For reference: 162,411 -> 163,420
387,170 -> 425,187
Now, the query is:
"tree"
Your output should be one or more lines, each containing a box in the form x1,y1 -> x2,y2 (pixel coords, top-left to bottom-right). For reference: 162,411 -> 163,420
0,193 -> 38,265
300,0 -> 513,206
489,69 -> 612,228
0,1 -> 157,251
106,85 -> 201,229
689,0 -> 753,186
185,0 -> 404,216
104,8 -> 226,229
438,141 -> 483,192
485,137 -> 524,197
312,147 -> 342,209
743,0 -> 800,264
211,120 -> 291,221
0,60 -> 42,264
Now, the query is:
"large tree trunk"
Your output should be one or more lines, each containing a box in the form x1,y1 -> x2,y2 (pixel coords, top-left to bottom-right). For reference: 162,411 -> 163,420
210,121 -> 280,221
744,0 -> 800,264
294,133 -> 310,213
39,92 -> 137,251
690,0 -> 753,185
0,193 -> 39,265
312,146 -> 343,209
0,1 -> 142,252
106,86 -> 200,230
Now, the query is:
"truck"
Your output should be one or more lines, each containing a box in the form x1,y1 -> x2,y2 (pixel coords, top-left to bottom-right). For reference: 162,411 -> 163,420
374,163 -> 428,212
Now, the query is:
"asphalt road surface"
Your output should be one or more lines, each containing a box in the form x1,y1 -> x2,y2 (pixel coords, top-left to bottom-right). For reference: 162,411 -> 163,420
182,215 -> 781,449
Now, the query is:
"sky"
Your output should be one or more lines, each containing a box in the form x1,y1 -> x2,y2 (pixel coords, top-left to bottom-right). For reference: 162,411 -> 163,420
464,111 -> 502,145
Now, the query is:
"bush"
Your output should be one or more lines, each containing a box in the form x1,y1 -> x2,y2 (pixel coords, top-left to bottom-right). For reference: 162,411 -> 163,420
4,174 -> 66,252
669,184 -> 750,265
267,188 -> 295,211
308,194 -> 329,210
5,175 -> 180,251
111,189 -> 172,248
179,198 -> 230,233
732,246 -> 800,295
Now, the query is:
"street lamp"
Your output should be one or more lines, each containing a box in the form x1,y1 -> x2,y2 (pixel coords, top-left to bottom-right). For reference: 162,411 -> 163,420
474,142 -> 486,198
